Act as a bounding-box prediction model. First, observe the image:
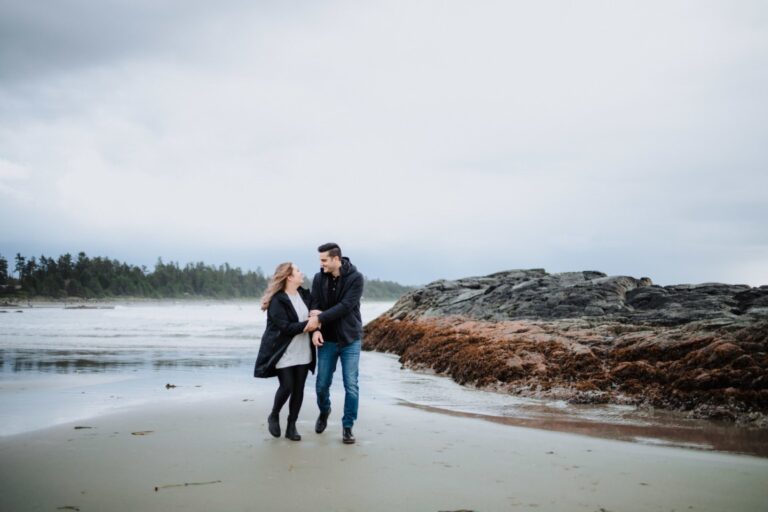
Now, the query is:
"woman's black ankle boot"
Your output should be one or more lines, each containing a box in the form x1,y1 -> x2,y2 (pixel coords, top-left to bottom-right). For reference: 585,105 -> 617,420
285,420 -> 301,441
268,413 -> 281,438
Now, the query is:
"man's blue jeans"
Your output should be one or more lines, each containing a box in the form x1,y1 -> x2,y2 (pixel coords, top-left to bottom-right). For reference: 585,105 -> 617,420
316,339 -> 360,428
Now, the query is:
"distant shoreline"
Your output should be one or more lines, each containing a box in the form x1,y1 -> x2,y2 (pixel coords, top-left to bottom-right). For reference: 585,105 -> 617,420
1,296 -> 258,308
0,296 -> 395,309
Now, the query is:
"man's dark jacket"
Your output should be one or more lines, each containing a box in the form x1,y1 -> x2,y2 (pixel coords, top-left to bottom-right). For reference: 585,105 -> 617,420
253,287 -> 316,378
310,257 -> 364,347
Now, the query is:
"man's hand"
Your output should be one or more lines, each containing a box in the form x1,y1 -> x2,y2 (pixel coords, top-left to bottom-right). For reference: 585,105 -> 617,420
304,315 -> 320,332
309,309 -> 322,317
312,330 -> 324,347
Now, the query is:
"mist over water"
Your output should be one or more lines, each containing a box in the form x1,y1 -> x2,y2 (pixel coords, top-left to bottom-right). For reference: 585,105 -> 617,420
1,301 -> 766,457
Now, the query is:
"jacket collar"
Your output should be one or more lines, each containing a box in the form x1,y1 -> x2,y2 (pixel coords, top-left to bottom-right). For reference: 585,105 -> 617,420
275,287 -> 310,305
320,257 -> 356,279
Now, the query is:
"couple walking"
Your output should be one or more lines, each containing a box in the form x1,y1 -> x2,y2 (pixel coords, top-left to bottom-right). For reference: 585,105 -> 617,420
253,243 -> 363,445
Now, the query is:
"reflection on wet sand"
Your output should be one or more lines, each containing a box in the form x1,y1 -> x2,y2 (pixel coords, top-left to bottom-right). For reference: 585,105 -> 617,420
13,359 -> 144,373
402,401 -> 768,458
152,358 -> 241,369
1,349 -> 245,373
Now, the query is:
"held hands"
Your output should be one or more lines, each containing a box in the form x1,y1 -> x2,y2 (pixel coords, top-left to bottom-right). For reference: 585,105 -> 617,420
304,315 -> 320,332
312,330 -> 324,347
303,309 -> 323,333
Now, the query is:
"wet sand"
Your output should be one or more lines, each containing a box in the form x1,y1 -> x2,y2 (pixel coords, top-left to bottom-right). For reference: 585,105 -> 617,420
403,402 -> 768,458
1,392 -> 766,512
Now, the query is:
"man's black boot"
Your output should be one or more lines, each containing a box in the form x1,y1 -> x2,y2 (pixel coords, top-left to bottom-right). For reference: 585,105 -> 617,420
267,413 -> 280,438
285,421 -> 301,441
343,427 -> 355,444
315,409 -> 331,434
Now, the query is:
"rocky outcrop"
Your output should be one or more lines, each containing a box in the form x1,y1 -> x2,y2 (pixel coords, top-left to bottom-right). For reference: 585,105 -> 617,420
363,270 -> 768,424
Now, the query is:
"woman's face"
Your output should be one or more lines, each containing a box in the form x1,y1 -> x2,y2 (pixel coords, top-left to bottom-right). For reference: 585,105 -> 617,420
288,265 -> 304,285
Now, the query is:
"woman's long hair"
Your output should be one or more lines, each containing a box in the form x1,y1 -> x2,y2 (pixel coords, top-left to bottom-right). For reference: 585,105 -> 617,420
260,262 -> 294,311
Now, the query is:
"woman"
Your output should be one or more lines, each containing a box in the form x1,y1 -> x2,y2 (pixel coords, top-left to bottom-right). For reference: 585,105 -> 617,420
253,262 -> 317,441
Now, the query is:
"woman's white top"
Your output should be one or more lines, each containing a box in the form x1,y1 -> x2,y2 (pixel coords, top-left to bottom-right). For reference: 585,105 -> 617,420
275,292 -> 312,369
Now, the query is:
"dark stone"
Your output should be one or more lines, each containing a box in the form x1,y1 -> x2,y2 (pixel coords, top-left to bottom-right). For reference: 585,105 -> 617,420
364,268 -> 768,423
382,269 -> 768,327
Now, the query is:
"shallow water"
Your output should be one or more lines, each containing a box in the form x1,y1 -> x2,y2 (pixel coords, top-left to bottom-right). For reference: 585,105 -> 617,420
1,301 -> 766,457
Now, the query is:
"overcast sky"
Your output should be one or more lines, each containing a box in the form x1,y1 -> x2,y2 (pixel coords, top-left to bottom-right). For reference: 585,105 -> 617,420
1,1 -> 767,286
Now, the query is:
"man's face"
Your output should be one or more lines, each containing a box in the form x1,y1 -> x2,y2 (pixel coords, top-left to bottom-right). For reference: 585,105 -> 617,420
319,252 -> 341,274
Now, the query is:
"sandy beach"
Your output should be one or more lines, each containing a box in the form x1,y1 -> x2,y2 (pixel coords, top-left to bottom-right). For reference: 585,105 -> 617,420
2,301 -> 766,511
1,389 -> 766,512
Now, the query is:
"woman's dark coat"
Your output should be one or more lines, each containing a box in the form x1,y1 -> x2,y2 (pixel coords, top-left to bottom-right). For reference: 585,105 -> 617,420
253,287 -> 316,378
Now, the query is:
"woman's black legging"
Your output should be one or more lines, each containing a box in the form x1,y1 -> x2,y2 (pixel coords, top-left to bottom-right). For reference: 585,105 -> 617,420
272,364 -> 310,422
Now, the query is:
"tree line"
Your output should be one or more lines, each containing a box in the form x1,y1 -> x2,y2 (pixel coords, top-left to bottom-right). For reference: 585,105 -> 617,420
0,252 -> 413,301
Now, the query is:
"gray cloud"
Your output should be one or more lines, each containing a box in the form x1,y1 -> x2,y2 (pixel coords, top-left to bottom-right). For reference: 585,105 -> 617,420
2,1 -> 167,80
1,1 -> 767,286
0,1 -> 289,81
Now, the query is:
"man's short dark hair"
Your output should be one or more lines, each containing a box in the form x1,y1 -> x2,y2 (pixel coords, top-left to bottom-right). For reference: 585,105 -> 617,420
318,242 -> 342,259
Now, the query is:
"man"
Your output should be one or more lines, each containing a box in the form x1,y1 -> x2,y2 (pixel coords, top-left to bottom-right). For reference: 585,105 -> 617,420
305,242 -> 364,444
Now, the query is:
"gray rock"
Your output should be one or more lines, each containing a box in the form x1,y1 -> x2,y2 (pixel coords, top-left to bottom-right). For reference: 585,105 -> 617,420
387,269 -> 768,326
